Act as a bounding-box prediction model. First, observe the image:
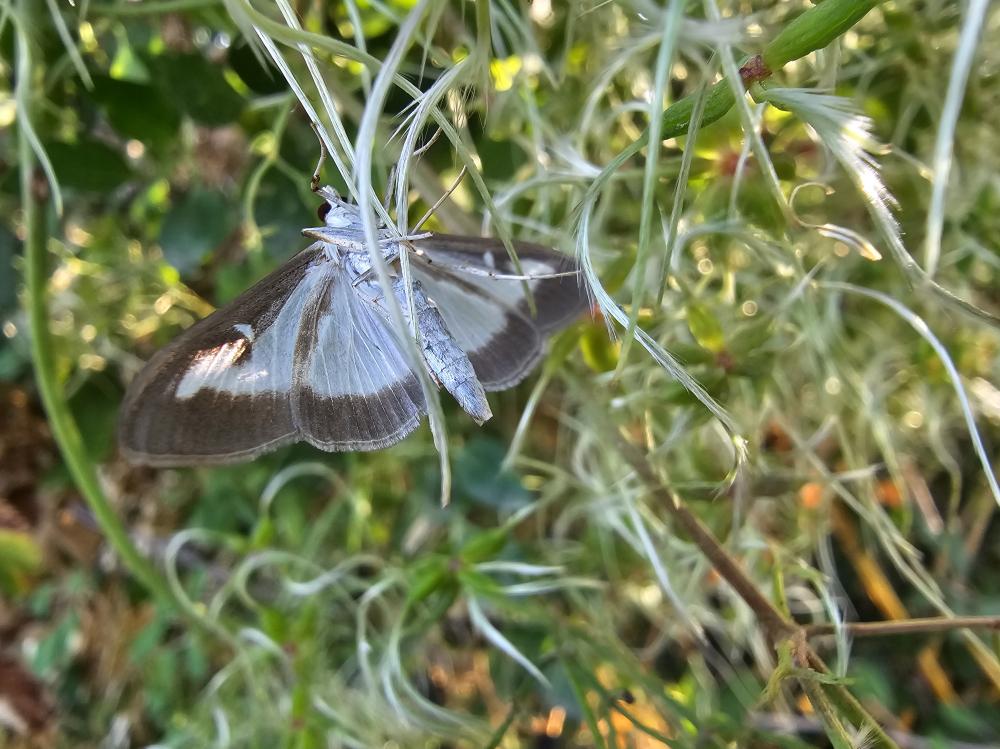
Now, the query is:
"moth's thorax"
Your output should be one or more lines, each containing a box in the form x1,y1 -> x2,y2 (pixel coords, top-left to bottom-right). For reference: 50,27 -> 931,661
303,187 -> 403,277
309,240 -> 401,295
322,200 -> 365,232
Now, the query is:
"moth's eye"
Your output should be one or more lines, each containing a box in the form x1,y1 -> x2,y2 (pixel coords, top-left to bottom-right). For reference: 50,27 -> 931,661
317,203 -> 332,222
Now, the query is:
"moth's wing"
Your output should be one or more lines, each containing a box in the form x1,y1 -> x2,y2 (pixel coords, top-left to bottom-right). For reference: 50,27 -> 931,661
410,235 -> 588,390
412,235 -> 588,333
119,247 -> 326,466
292,269 -> 426,451
409,262 -> 543,390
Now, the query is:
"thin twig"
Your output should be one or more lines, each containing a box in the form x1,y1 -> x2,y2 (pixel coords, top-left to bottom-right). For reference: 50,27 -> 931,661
615,434 -> 796,640
414,164 -> 468,231
754,713 -> 999,749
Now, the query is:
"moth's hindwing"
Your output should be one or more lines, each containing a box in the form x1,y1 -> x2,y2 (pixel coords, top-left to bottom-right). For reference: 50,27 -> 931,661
410,235 -> 588,390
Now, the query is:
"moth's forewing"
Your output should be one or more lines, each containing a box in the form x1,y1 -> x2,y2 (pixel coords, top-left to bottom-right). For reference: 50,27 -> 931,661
410,236 -> 588,390
119,243 -> 432,466
118,247 -> 324,466
293,270 -> 426,451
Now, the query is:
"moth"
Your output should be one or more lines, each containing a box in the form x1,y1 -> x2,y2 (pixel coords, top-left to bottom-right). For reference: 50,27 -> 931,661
119,187 -> 588,466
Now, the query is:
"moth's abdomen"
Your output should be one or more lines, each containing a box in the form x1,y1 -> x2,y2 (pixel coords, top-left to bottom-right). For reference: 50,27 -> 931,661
393,278 -> 492,424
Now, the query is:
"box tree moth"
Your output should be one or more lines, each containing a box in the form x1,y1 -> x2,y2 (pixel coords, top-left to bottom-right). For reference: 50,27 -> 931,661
118,187 -> 589,466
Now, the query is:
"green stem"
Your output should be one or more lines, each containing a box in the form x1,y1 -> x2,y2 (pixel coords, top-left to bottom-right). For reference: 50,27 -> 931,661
576,80 -> 734,212
88,0 -> 220,16
615,0 -> 684,375
474,0 -> 492,93
592,0 -> 880,199
17,7 -> 176,609
763,0 -> 880,70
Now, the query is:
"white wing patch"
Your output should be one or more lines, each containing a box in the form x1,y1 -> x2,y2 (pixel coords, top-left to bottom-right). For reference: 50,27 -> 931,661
175,272 -> 323,400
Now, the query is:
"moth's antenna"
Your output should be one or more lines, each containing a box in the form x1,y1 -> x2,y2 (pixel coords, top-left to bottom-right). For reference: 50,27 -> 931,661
411,126 -> 443,159
385,163 -> 398,209
388,128 -> 444,224
310,123 -> 328,193
414,165 -> 468,232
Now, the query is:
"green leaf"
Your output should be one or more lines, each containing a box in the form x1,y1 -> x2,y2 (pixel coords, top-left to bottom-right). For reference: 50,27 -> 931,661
938,703 -> 994,738
183,639 -> 209,683
406,555 -> 451,606
0,224 -> 17,316
600,249 -> 637,294
148,52 -> 245,126
0,529 -> 42,595
686,303 -> 726,353
736,175 -> 786,232
158,187 -> 238,273
254,171 -> 315,261
580,322 -> 618,372
459,527 -> 509,564
189,463 -> 272,532
109,38 -> 151,82
0,341 -> 29,381
129,613 -> 169,663
727,317 -> 776,356
458,568 -> 504,596
477,136 -> 524,182
92,75 -> 180,150
561,659 -> 610,749
453,438 -> 532,509
32,612 -> 80,673
67,377 -> 120,462
228,40 -> 286,95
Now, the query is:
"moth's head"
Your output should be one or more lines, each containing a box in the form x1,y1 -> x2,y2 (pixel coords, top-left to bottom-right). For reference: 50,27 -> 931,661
312,186 -> 361,230
303,186 -> 364,243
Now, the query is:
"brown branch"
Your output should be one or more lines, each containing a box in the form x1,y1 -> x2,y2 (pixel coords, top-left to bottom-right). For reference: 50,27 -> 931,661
806,616 -> 1000,639
613,432 -> 902,749
615,435 -> 797,641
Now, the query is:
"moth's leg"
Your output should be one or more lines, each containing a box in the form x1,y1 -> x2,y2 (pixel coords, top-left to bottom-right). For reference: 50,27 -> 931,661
380,240 -> 401,266
415,258 -> 579,282
343,243 -> 397,287
309,130 -> 327,193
